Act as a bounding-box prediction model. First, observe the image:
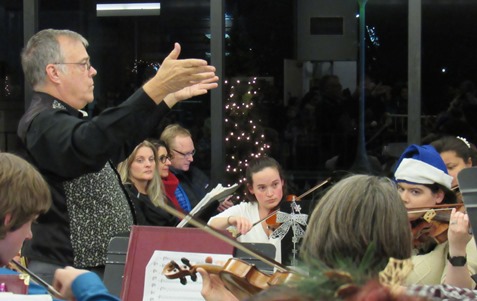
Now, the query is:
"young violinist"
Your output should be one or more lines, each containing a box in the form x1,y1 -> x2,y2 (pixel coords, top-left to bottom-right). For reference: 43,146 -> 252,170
393,144 -> 477,288
199,175 -> 440,301
0,152 -> 119,300
430,135 -> 477,191
207,156 -> 285,263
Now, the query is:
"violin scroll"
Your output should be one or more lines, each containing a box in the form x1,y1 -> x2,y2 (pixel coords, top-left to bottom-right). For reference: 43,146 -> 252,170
163,258 -> 199,285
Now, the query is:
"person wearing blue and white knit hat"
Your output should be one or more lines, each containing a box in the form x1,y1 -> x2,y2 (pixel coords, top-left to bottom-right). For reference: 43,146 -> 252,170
394,144 -> 477,289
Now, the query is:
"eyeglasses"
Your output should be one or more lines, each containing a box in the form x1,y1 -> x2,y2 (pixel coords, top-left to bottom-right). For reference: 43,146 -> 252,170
54,61 -> 92,72
172,149 -> 196,158
158,155 -> 172,163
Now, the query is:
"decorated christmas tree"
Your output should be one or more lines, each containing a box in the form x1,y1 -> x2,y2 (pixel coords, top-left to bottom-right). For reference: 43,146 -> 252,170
224,77 -> 271,184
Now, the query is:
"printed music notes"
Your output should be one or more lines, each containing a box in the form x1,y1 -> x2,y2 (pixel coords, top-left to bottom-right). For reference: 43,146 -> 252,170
143,250 -> 231,301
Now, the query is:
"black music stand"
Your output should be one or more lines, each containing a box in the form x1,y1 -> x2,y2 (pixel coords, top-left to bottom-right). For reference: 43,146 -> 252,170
457,167 -> 477,240
457,167 -> 477,282
103,236 -> 129,297
234,243 -> 276,274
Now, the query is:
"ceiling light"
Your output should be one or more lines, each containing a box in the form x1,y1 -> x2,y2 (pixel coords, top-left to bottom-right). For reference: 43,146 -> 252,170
96,3 -> 160,17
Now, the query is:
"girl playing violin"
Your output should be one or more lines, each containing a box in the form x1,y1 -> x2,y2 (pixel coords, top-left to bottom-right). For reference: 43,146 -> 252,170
207,156 -> 285,263
199,175 -> 431,301
393,144 -> 477,288
430,135 -> 477,192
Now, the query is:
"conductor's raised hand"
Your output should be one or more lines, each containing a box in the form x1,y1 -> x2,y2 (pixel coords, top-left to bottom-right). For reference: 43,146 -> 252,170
164,76 -> 219,107
143,43 -> 218,104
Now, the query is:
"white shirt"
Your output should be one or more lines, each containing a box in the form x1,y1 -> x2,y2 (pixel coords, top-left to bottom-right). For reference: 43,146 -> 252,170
209,201 -> 282,263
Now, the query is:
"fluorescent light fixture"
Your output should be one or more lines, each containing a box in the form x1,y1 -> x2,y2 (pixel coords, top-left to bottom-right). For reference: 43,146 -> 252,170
96,3 -> 160,17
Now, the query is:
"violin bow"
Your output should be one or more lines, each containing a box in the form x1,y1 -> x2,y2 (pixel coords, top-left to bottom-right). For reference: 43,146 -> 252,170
10,259 -> 64,299
407,203 -> 464,213
159,202 -> 289,273
295,176 -> 332,200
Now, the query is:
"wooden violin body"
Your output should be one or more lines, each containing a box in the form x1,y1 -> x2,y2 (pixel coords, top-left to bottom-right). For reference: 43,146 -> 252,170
410,203 -> 465,251
163,257 -> 301,300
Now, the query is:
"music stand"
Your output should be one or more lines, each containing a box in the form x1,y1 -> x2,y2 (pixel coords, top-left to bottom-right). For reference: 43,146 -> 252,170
457,167 -> 477,240
120,226 -> 234,301
103,236 -> 129,297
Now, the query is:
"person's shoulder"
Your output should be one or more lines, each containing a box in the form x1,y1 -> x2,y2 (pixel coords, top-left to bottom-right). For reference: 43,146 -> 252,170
236,201 -> 257,210
189,166 -> 208,176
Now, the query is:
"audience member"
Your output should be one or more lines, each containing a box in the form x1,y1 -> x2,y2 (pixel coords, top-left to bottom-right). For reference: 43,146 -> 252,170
393,144 -> 477,288
16,28 -> 218,283
150,139 -> 184,213
429,80 -> 477,144
0,152 -> 119,300
160,124 -> 234,217
117,140 -> 177,226
389,81 -> 408,114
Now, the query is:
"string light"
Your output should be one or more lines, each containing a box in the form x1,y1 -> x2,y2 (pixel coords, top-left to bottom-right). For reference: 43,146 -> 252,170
223,78 -> 271,185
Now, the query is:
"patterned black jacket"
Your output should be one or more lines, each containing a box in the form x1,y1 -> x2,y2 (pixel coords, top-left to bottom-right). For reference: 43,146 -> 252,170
17,89 -> 170,268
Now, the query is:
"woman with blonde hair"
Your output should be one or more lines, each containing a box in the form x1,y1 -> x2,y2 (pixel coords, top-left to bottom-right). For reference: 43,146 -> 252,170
117,140 -> 177,226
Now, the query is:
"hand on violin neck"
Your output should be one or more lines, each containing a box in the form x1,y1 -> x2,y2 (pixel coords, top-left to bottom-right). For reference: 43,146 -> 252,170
448,208 -> 472,255
197,267 -> 239,301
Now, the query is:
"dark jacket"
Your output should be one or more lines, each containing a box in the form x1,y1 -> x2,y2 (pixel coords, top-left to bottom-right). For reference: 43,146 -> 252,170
17,89 -> 170,268
123,183 -> 178,226
170,165 -> 211,209
170,166 -> 224,222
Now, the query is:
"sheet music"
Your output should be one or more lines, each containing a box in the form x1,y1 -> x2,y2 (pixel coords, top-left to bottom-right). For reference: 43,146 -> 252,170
143,250 -> 232,301
177,183 -> 239,228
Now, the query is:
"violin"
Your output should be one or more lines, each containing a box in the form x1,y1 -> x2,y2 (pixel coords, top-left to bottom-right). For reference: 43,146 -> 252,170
158,200 -> 304,299
258,177 -> 332,232
264,194 -> 303,231
409,203 -> 465,250
163,257 -> 301,300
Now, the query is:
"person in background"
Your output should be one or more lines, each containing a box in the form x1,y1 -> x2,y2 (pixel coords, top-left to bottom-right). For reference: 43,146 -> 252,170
17,28 -> 218,283
117,140 -> 177,226
393,144 -> 477,288
159,124 -> 233,217
430,135 -> 477,191
150,139 -> 184,214
207,156 -> 285,263
0,152 -> 119,301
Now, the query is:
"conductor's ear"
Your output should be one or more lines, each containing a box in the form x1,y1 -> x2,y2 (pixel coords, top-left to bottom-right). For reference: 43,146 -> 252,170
45,64 -> 62,84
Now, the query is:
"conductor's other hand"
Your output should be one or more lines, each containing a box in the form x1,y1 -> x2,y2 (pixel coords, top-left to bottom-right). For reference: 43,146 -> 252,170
164,76 -> 219,107
143,43 -> 218,104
